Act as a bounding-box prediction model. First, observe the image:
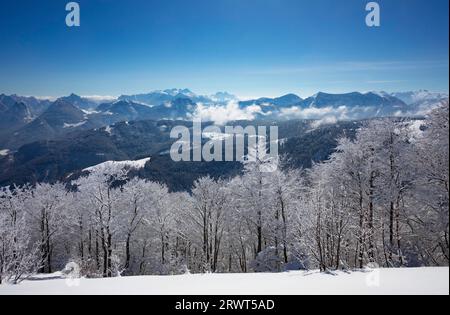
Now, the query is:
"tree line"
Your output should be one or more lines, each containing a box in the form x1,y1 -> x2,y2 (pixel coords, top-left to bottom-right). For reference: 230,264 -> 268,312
0,102 -> 448,283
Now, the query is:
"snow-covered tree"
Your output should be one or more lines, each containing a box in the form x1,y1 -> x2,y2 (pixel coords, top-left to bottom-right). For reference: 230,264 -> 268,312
0,186 -> 41,284
26,183 -> 69,273
407,101 -> 449,265
74,167 -> 127,277
187,177 -> 229,273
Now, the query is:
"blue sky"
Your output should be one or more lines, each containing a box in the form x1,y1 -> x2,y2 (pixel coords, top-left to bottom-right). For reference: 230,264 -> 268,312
0,0 -> 448,99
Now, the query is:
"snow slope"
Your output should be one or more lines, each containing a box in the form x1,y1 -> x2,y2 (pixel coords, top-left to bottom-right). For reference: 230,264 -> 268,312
83,157 -> 151,173
0,149 -> 9,156
0,268 -> 448,295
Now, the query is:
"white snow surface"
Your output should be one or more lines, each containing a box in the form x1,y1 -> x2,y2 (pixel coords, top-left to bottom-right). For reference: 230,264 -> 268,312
0,268 -> 447,295
81,109 -> 100,115
203,132 -> 233,141
408,120 -> 425,138
63,121 -> 87,128
83,157 -> 151,173
104,125 -> 113,135
0,149 -> 9,156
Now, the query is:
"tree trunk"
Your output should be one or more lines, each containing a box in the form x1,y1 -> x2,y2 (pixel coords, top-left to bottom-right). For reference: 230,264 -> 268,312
279,194 -> 289,264
124,233 -> 132,273
368,171 -> 375,263
389,201 -> 395,265
45,216 -> 52,273
257,210 -> 263,254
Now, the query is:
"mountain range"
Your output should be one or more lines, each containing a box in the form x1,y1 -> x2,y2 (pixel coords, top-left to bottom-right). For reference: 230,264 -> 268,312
375,90 -> 449,115
1,87 -> 447,190
0,88 -> 447,151
0,102 -> 32,132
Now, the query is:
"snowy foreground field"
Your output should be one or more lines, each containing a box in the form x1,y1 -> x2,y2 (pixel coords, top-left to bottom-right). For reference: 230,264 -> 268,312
0,268 -> 448,295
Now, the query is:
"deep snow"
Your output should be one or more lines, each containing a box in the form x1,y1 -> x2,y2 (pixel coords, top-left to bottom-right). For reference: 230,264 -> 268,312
0,268 -> 448,295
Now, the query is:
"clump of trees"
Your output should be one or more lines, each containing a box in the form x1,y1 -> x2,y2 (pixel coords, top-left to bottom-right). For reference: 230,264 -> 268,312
0,102 -> 448,283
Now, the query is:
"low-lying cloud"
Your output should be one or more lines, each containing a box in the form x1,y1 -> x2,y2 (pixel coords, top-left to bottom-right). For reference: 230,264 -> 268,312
191,101 -> 264,125
83,95 -> 118,103
280,105 -> 350,122
189,98 -> 449,126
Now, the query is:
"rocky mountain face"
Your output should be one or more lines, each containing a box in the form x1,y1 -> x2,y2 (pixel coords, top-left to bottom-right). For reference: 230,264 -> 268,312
57,93 -> 99,110
119,89 -> 215,106
0,102 -> 32,131
1,100 -> 96,150
0,94 -> 51,116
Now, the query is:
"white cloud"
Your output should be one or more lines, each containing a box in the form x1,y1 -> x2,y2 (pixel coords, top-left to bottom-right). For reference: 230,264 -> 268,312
83,95 -> 118,103
34,96 -> 57,101
311,116 -> 339,128
279,105 -> 353,127
280,106 -> 349,121
191,101 -> 263,125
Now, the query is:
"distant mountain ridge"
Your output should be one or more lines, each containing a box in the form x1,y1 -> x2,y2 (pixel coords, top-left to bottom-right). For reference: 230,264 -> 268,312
1,100 -> 96,150
381,90 -> 449,105
238,92 -> 410,120
300,92 -> 404,108
0,94 -> 51,135
1,89 -> 447,151
57,93 -> 99,110
239,94 -> 303,108
0,94 -> 51,116
374,90 -> 449,116
119,89 -> 217,106
0,102 -> 32,131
